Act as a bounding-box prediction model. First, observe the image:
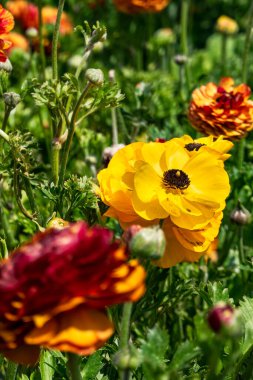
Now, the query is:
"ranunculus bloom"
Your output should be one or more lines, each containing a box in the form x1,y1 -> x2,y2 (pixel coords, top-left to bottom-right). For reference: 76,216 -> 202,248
113,0 -> 169,14
0,32 -> 29,53
98,139 -> 230,230
155,212 -> 222,268
6,1 -> 72,34
188,77 -> 253,140
0,5 -> 14,61
0,222 -> 145,365
216,15 -> 238,35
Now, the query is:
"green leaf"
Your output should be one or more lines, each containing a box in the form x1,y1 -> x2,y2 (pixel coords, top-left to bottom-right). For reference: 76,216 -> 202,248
40,349 -> 55,380
82,351 -> 103,380
168,341 -> 200,371
6,360 -> 18,380
207,282 -> 232,305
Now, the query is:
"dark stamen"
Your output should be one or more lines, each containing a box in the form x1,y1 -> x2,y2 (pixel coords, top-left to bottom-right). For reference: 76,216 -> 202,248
162,169 -> 190,190
185,142 -> 205,152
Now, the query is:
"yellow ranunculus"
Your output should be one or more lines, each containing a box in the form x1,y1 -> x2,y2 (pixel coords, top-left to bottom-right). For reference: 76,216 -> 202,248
97,138 -> 231,230
154,212 -> 222,268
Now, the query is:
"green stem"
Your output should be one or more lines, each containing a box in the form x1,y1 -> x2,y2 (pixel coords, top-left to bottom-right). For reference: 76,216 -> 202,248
52,0 -> 65,80
0,237 -> 8,259
238,226 -> 245,264
180,0 -> 191,91
238,138 -> 246,172
23,176 -> 39,219
221,34 -> 227,76
51,141 -> 61,186
242,0 -> 253,83
2,105 -> 11,132
59,82 -> 93,187
119,302 -> 133,380
0,128 -> 10,144
0,203 -> 16,249
67,353 -> 82,380
37,0 -> 46,81
111,108 -> 118,145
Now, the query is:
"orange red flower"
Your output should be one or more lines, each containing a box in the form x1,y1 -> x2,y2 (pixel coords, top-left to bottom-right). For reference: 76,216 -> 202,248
0,222 -> 145,365
188,77 -> 253,140
113,0 -> 170,14
0,32 -> 29,54
0,5 -> 14,62
6,1 -> 72,34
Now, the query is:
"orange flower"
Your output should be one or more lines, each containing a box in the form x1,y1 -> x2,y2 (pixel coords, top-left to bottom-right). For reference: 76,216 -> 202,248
188,77 -> 253,140
0,5 -> 14,62
113,0 -> 170,14
6,2 -> 72,34
0,32 -> 29,53
0,222 -> 145,365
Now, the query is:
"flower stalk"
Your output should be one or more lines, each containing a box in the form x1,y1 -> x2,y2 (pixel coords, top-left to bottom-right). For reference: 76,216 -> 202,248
52,0 -> 65,80
180,0 -> 190,91
119,302 -> 133,380
37,0 -> 46,81
221,34 -> 228,76
242,0 -> 253,83
67,353 -> 82,380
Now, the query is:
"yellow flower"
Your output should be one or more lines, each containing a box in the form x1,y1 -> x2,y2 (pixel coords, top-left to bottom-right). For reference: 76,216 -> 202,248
98,139 -> 231,230
132,140 -> 230,229
155,212 -> 222,268
216,15 -> 238,35
171,135 -> 233,161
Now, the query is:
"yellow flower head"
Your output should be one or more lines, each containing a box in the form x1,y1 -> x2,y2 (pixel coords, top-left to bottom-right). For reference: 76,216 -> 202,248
155,212 -> 222,268
98,138 -> 231,230
216,15 -> 238,35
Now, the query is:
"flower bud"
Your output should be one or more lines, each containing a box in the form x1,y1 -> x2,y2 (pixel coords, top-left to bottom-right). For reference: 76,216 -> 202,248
129,226 -> 166,260
230,203 -> 251,225
47,217 -> 69,229
207,303 -> 235,333
85,68 -> 104,86
122,225 -> 142,244
153,28 -> 175,46
0,58 -> 12,73
216,15 -> 238,35
102,144 -> 125,167
174,54 -> 188,66
3,92 -> 21,109
113,348 -> 140,371
26,27 -> 38,39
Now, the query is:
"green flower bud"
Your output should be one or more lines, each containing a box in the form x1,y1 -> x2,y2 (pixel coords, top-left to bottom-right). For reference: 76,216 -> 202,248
3,92 -> 21,109
153,28 -> 175,46
129,226 -> 166,260
85,68 -> 104,86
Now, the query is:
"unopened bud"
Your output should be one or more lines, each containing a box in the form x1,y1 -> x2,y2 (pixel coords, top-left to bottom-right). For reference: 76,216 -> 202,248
122,225 -> 142,244
47,217 -> 69,229
0,58 -> 12,73
207,303 -> 237,334
230,203 -> 251,225
153,28 -> 175,46
174,54 -> 188,66
129,226 -> 166,260
113,349 -> 140,371
3,92 -> 21,109
26,27 -> 38,38
85,68 -> 104,86
102,144 -> 125,167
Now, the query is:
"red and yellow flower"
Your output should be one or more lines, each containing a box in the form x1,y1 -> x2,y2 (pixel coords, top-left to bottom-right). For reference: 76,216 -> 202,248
0,5 -> 14,62
188,77 -> 253,140
0,222 -> 145,364
113,0 -> 170,14
0,32 -> 29,54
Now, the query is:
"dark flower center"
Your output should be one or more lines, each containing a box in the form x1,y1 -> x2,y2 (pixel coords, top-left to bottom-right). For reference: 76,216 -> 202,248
162,169 -> 190,190
185,142 -> 205,151
216,87 -> 244,109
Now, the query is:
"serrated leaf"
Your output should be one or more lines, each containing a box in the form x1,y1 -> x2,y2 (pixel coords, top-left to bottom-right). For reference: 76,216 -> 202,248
207,282 -> 232,305
168,341 -> 200,371
239,297 -> 253,355
141,325 -> 169,361
82,351 -> 103,380
6,360 -> 18,380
